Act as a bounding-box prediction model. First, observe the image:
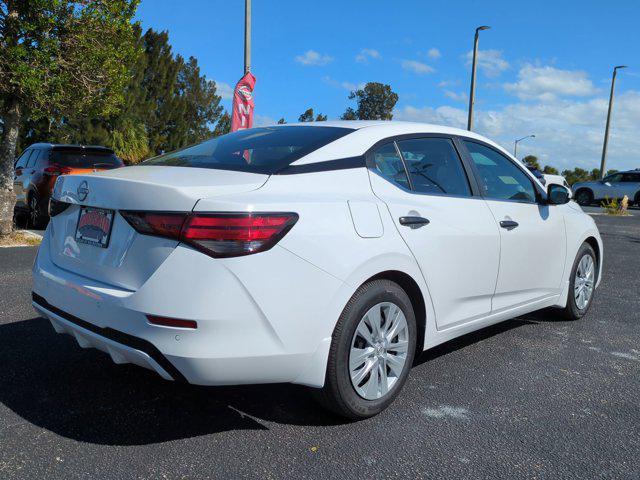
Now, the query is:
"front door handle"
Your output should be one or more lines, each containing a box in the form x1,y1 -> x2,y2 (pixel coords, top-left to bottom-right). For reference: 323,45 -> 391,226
399,216 -> 430,228
499,220 -> 519,230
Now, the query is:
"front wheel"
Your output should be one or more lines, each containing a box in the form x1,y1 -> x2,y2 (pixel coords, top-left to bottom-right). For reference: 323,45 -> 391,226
314,279 -> 417,419
562,243 -> 597,320
574,189 -> 593,206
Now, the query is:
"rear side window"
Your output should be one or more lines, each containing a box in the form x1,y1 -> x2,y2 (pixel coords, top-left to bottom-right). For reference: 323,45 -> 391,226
397,137 -> 471,197
143,126 -> 354,174
464,140 -> 536,203
25,149 -> 40,168
50,149 -> 123,169
371,143 -> 410,190
621,173 -> 640,182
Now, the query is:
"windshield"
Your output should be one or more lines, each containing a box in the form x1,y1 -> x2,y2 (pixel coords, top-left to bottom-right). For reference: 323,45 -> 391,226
51,149 -> 123,169
143,126 -> 354,174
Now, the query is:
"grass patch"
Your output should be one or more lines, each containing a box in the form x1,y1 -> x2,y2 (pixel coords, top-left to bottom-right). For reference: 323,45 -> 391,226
0,230 -> 42,247
601,196 -> 630,216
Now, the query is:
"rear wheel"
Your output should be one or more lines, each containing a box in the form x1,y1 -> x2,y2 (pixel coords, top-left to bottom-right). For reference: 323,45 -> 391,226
562,243 -> 597,320
574,189 -> 593,206
28,194 -> 48,229
314,279 -> 417,419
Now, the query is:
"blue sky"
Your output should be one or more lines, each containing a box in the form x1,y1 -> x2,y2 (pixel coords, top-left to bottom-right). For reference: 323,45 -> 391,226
136,0 -> 640,171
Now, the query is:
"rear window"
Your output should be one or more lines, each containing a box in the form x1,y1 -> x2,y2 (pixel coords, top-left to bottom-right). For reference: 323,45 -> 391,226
143,126 -> 354,174
51,149 -> 123,169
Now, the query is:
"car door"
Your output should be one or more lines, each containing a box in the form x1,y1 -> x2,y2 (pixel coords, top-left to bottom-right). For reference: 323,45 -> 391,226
601,173 -> 624,199
620,172 -> 640,201
368,136 -> 500,329
13,149 -> 33,208
23,149 -> 40,197
460,139 -> 566,311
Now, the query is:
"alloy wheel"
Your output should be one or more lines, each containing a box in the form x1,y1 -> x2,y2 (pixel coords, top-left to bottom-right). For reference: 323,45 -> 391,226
574,254 -> 595,310
349,302 -> 409,400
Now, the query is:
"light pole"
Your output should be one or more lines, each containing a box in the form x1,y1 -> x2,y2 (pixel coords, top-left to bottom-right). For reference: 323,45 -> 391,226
514,134 -> 535,158
467,25 -> 491,131
244,0 -> 251,74
599,65 -> 627,178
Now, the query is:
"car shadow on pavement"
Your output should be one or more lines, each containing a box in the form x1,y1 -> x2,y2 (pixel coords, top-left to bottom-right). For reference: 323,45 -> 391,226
0,313 -> 556,446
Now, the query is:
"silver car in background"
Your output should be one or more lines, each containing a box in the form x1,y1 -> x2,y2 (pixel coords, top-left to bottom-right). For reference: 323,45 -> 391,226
573,170 -> 640,206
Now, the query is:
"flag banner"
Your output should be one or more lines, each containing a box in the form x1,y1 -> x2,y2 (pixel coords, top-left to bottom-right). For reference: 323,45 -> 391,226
231,72 -> 256,132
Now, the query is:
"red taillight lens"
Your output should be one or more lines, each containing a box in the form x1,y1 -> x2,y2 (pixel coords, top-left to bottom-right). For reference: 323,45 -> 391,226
44,163 -> 73,175
181,213 -> 298,257
121,211 -> 298,258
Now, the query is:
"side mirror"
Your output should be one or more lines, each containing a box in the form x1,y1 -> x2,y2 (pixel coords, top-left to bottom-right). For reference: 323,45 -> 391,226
547,184 -> 571,205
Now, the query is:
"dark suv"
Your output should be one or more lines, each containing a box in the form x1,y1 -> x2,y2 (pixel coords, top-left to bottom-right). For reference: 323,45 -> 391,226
13,144 -> 124,228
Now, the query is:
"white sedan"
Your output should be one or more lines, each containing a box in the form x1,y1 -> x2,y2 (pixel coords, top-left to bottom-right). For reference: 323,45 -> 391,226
32,121 -> 602,418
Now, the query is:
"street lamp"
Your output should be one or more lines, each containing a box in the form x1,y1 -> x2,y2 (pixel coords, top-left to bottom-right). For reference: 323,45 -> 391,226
599,65 -> 627,178
514,134 -> 535,158
467,25 -> 491,131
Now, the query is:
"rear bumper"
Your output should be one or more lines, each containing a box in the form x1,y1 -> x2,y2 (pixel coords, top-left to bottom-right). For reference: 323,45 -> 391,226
32,228 -> 343,387
32,292 -> 184,382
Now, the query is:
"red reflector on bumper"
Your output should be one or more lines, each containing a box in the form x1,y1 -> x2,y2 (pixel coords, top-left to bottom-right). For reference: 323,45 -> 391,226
147,315 -> 197,329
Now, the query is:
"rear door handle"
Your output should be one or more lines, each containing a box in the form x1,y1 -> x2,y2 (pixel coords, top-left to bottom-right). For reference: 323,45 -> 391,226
499,220 -> 519,230
399,216 -> 430,228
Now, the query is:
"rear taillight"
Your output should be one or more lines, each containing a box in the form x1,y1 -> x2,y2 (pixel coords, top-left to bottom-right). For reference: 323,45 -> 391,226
44,163 -> 73,175
49,198 -> 71,217
120,211 -> 298,258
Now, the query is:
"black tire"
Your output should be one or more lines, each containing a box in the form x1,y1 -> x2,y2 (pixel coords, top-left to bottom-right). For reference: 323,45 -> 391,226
28,194 -> 48,229
314,279 -> 417,419
574,189 -> 593,206
562,242 -> 597,320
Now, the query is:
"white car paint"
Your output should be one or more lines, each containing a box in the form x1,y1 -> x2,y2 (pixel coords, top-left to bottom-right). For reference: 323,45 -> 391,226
32,121 -> 603,390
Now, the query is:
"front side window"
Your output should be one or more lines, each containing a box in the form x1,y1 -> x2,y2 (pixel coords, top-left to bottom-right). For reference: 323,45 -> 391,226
371,143 -> 410,190
464,140 -> 536,203
397,137 -> 471,196
604,173 -> 623,183
144,126 -> 354,174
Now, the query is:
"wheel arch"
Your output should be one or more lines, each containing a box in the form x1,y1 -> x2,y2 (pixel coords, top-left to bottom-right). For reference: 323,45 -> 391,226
584,236 -> 601,282
363,270 -> 427,362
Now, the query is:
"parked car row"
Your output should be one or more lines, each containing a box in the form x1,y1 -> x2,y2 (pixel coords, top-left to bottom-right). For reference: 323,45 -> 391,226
13,144 -> 123,228
573,170 -> 640,206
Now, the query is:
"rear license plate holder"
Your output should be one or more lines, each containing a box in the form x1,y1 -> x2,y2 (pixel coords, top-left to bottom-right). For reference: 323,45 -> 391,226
75,207 -> 114,248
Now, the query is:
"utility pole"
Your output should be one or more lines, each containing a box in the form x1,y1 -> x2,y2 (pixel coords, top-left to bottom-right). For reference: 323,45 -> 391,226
244,0 -> 251,74
467,25 -> 490,131
599,65 -> 627,178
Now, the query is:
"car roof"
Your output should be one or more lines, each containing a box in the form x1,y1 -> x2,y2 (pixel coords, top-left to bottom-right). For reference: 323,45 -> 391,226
281,120 -> 514,165
27,143 -> 114,153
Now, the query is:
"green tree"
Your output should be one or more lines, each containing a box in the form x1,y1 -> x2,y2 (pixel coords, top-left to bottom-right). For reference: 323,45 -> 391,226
298,108 -> 314,122
542,165 -> 559,175
522,155 -> 540,170
298,108 -> 327,122
213,111 -> 231,137
277,118 -> 286,124
0,0 -> 139,235
341,82 -> 398,120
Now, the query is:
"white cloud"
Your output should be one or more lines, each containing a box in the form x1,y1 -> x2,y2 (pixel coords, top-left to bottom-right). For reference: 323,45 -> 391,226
427,48 -> 441,60
355,48 -> 381,63
444,90 -> 468,102
504,64 -> 599,101
253,114 -> 277,127
394,90 -> 640,171
295,50 -> 333,66
323,76 -> 365,91
464,49 -> 509,77
216,81 -> 233,100
401,59 -> 435,75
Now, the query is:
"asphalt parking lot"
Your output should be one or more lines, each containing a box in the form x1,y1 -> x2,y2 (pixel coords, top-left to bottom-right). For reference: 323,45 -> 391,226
1,213 -> 639,479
